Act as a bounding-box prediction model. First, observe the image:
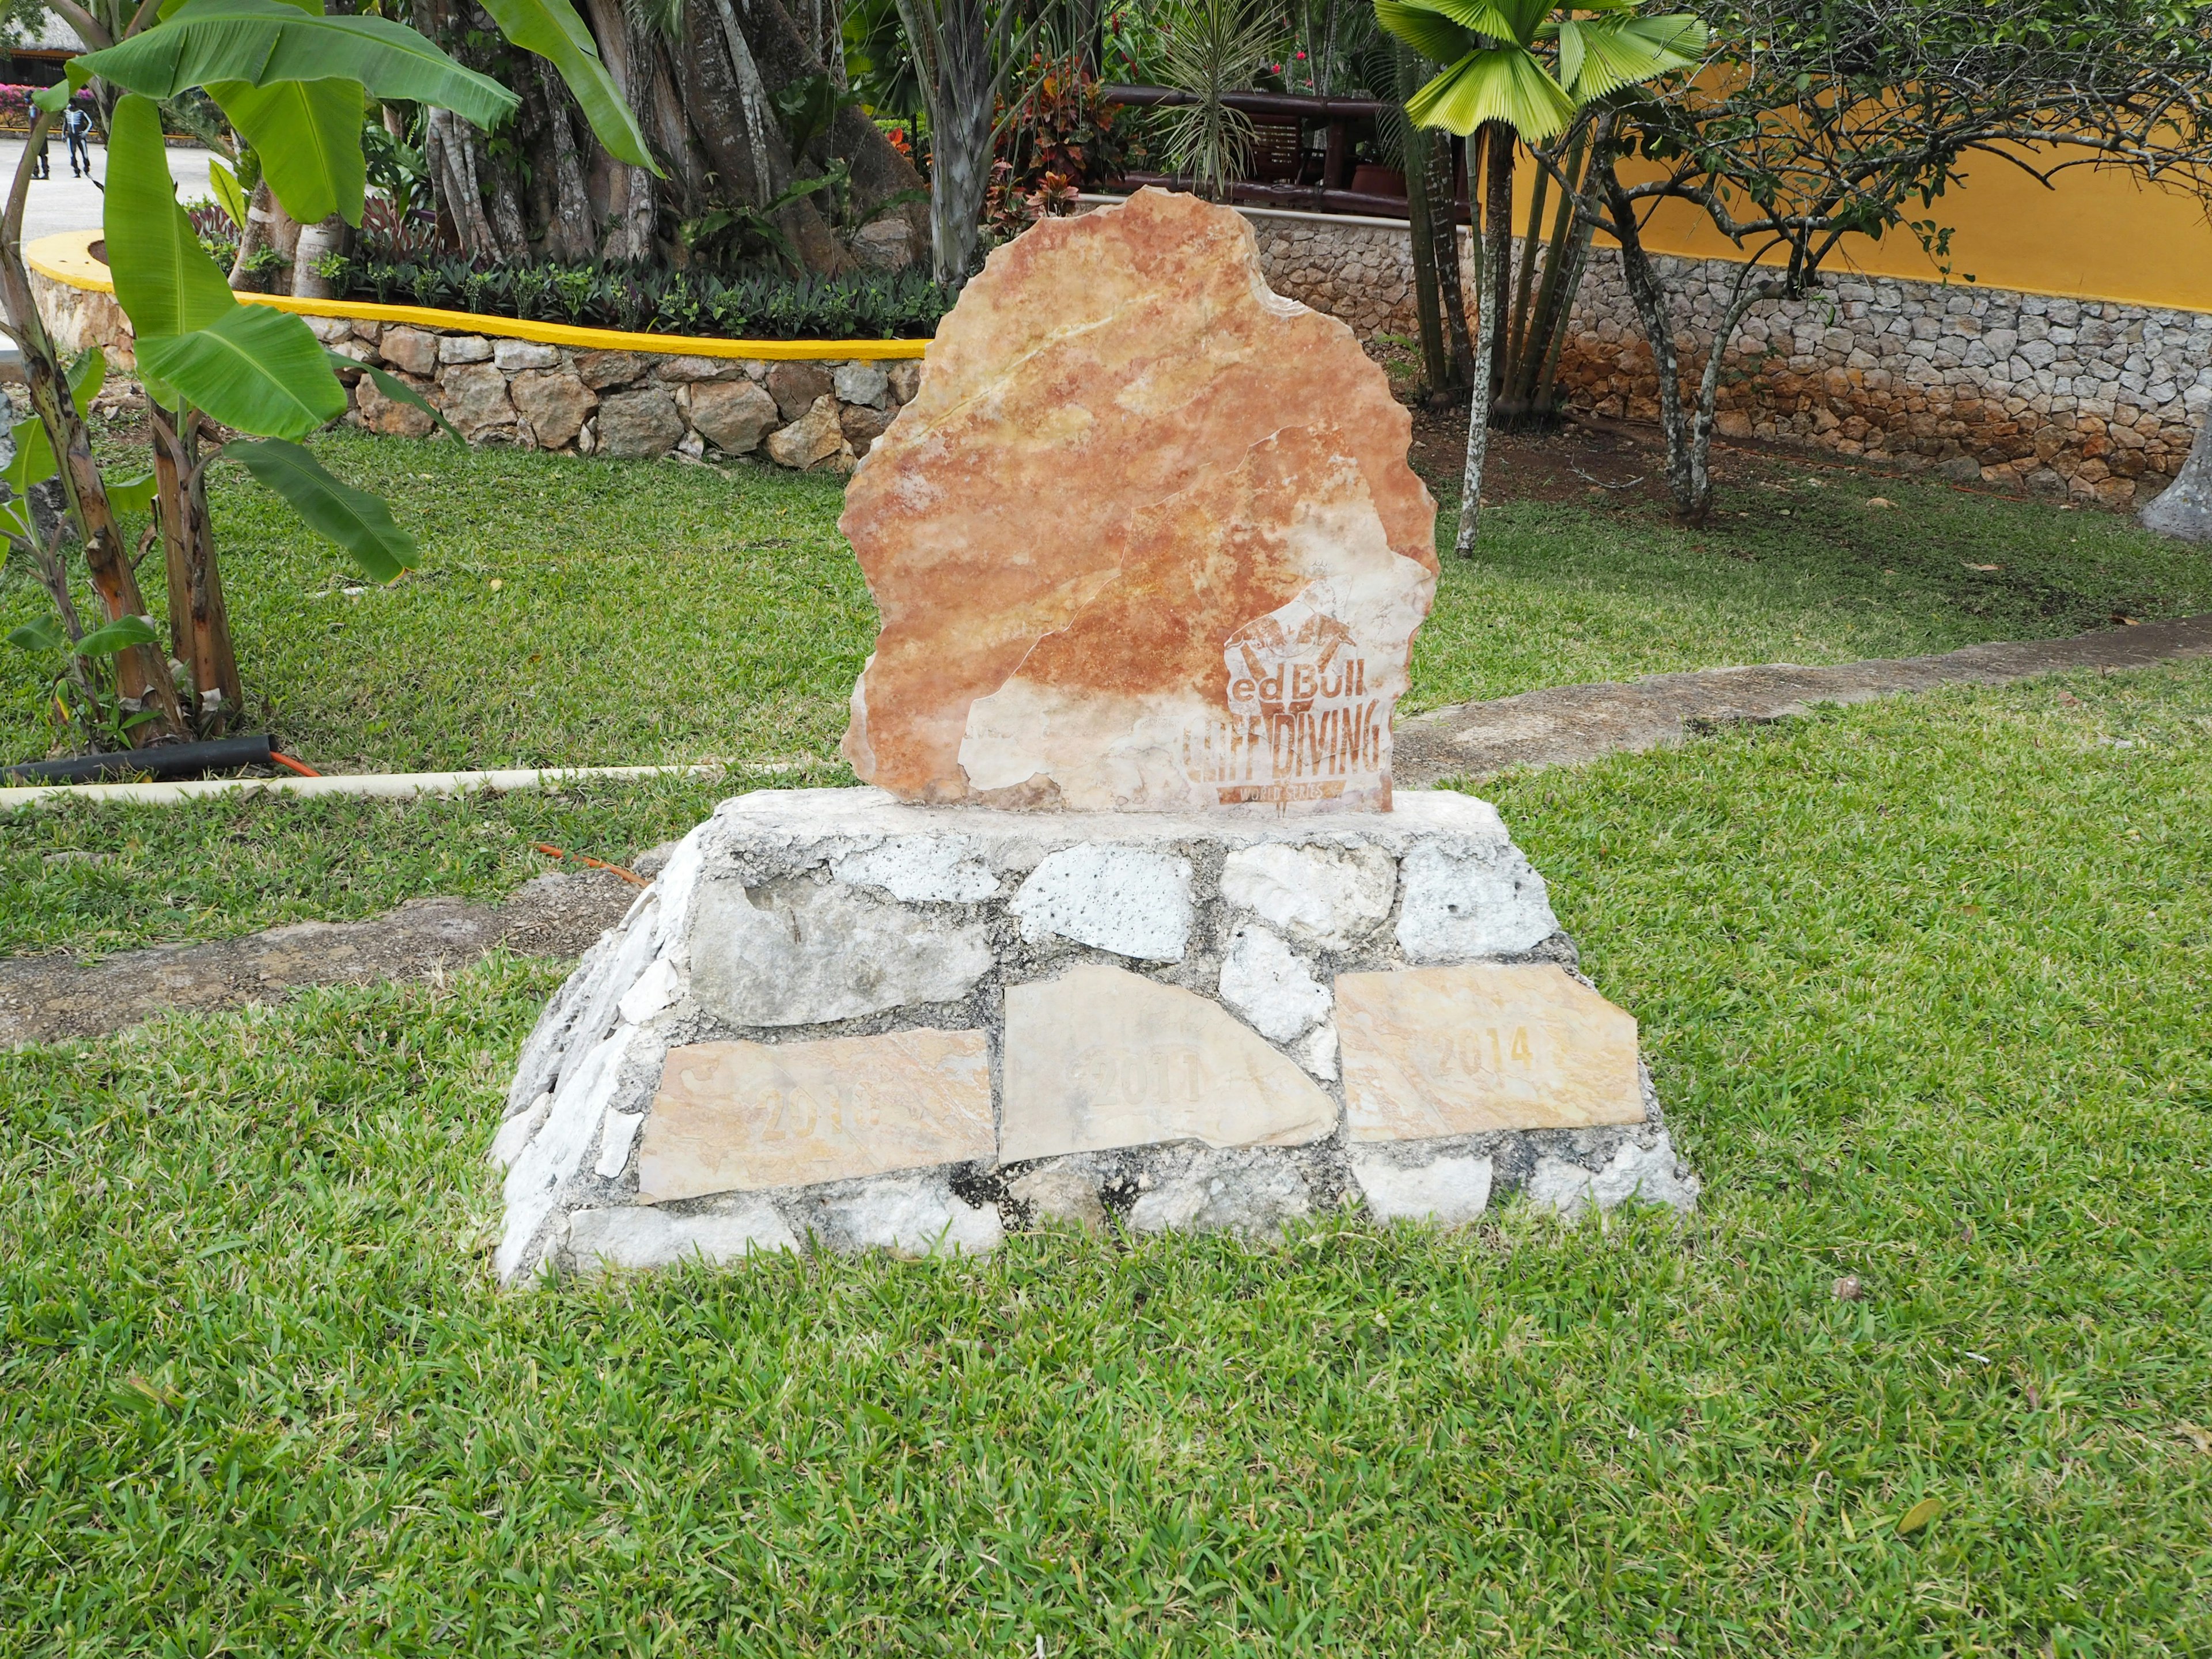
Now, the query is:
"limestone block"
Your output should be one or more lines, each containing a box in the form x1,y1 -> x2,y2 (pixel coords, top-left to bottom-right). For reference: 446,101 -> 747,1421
1010,844 -> 1192,960
687,378 -> 780,456
764,395 -> 852,470
1007,1165 -> 1109,1229
493,338 -> 559,371
510,370 -> 595,450
791,1170 -> 1003,1256
838,190 -> 1437,813
688,876 -> 991,1025
831,835 -> 998,902
1338,963 -> 1645,1137
379,325 -> 437,376
567,1203 -> 797,1273
1351,1149 -> 1493,1225
596,1109 -> 643,1177
885,361 -> 922,403
834,361 -> 891,407
653,353 -> 746,381
639,1029 -> 993,1199
1123,1145 -> 1316,1241
767,360 -> 835,419
487,1093 -> 550,1168
1219,841 -> 1395,949
1393,840 -> 1557,960
306,315 -> 353,343
1000,964 -> 1336,1161
1217,923 -> 1328,1041
575,350 -> 650,389
438,362 -> 516,440
1525,1134 -> 1698,1217
840,404 -> 895,457
438,334 -> 493,364
354,372 -> 434,438
595,385 -> 685,459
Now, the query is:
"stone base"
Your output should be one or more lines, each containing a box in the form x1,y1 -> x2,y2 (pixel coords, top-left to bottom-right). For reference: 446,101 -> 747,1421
491,787 -> 1697,1283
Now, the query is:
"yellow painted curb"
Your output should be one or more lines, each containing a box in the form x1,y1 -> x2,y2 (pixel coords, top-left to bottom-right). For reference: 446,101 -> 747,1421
25,229 -> 931,362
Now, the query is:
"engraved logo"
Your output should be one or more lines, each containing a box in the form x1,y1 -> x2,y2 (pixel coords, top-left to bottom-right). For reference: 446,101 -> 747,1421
1183,583 -> 1385,805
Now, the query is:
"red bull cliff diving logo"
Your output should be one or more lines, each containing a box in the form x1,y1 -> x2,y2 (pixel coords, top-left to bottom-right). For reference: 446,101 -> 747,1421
1183,585 -> 1385,806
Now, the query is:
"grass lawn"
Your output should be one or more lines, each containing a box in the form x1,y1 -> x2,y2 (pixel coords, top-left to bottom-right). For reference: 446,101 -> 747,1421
0,435 -> 2207,1651
2,661 -> 2207,1653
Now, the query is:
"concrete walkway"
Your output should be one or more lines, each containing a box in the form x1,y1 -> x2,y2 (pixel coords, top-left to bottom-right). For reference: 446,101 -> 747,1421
0,137 -> 219,243
1394,612 -> 2212,786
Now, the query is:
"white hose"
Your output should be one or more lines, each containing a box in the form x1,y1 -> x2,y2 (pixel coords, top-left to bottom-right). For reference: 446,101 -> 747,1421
0,763 -> 732,812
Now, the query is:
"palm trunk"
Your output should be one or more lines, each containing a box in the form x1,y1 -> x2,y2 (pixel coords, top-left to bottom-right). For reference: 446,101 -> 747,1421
1431,135 -> 1472,382
1455,121 -> 1513,558
1396,48 -> 1448,397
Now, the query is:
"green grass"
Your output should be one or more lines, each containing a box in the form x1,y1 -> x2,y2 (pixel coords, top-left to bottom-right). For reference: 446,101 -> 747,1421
2,432 -> 2204,771
2,661 -> 2207,1654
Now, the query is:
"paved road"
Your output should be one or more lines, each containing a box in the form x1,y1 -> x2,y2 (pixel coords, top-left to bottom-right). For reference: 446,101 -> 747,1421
0,138 -> 219,243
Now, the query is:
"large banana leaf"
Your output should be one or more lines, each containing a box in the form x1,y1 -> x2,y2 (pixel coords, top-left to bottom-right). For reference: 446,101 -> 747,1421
136,306 -> 348,438
474,0 -> 659,172
227,438 -> 416,581
211,75 -> 367,225
1406,40 -> 1577,137
103,94 -> 238,338
74,0 -> 517,128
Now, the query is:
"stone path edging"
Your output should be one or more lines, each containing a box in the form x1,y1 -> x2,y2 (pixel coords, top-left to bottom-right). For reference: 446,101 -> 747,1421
1394,613 -> 2212,785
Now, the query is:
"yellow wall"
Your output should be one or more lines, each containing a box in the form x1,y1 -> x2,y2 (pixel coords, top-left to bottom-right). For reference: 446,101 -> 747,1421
1515,148 -> 2212,313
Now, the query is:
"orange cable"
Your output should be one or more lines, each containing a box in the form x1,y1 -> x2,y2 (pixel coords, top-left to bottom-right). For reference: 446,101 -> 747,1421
531,840 -> 648,887
268,751 -> 321,778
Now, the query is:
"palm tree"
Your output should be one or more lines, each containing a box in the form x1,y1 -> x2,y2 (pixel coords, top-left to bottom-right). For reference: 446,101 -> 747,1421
1376,0 -> 1705,554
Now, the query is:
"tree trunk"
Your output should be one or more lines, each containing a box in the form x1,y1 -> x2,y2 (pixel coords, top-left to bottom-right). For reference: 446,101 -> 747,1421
292,213 -> 351,299
1600,162 -> 1697,518
229,179 -> 299,289
1403,123 -> 1449,398
426,0 -> 925,272
1429,135 -> 1471,383
153,408 -> 241,730
2141,413 -> 2212,541
0,205 -> 184,738
1455,122 -> 1513,558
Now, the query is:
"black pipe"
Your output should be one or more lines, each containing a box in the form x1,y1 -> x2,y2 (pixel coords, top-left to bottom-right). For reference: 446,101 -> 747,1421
3,732 -> 276,785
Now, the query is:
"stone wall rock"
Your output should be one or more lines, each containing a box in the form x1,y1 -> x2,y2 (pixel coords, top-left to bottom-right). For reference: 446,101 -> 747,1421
289,309 -> 929,471
491,785 -> 1698,1285
1108,198 -> 2212,505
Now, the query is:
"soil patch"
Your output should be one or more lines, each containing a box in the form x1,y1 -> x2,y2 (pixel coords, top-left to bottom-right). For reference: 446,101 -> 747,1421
0,866 -> 644,1046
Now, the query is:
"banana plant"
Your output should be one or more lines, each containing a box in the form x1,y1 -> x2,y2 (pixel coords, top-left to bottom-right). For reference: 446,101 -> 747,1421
1376,0 -> 1705,554
0,0 -> 658,751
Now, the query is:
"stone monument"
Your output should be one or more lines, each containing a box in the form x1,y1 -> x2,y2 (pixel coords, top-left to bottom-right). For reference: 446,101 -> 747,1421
491,190 -> 1696,1283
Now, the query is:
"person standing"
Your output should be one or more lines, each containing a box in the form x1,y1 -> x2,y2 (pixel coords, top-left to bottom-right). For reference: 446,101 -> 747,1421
61,103 -> 92,178
30,124 -> 48,180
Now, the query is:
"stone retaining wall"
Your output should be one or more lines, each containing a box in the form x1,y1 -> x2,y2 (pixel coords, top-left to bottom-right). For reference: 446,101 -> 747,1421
29,265 -> 920,473
320,317 -> 916,471
1555,253 -> 2212,506
1213,203 -> 2211,503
